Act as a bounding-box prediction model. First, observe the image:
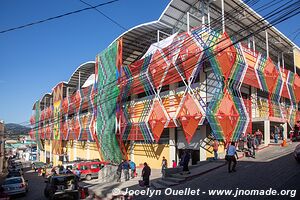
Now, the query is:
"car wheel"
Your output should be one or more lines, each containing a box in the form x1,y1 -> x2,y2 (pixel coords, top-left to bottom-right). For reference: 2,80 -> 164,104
86,174 -> 92,181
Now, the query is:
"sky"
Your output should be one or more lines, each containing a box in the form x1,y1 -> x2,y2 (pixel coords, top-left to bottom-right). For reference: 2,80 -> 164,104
0,0 -> 300,125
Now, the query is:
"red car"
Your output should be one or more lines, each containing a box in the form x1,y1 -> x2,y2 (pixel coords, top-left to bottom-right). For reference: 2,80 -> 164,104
73,161 -> 107,180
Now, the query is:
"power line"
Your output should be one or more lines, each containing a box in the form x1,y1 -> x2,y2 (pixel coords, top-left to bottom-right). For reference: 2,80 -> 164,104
78,0 -> 127,31
0,0 -> 121,34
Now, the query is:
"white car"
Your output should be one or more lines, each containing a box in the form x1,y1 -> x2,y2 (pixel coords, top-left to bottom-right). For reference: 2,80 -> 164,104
294,144 -> 300,162
2,177 -> 28,196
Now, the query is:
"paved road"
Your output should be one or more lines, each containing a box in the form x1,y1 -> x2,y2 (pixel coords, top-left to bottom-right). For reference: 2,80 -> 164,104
135,143 -> 300,200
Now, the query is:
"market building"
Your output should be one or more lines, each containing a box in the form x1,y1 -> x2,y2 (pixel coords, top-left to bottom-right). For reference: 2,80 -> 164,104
30,0 -> 300,169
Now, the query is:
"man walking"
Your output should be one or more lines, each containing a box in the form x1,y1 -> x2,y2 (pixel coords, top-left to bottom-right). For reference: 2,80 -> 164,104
255,129 -> 263,145
116,160 -> 123,182
274,125 -> 279,143
129,160 -> 136,179
161,156 -> 167,178
213,139 -> 219,160
227,142 -> 238,173
251,134 -> 256,158
122,160 -> 130,181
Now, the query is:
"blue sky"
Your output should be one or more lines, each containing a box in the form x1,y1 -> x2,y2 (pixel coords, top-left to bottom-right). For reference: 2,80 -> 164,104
0,0 -> 300,124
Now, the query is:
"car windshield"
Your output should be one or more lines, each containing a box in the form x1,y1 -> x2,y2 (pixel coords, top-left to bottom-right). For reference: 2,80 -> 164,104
5,178 -> 22,185
53,176 -> 75,184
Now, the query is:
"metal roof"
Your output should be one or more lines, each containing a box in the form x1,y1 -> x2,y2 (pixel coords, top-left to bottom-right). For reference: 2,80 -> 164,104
67,61 -> 95,89
157,0 -> 298,70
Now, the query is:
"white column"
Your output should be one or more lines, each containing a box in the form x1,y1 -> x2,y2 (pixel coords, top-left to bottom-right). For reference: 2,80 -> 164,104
266,30 -> 269,57
252,36 -> 256,54
44,148 -> 47,163
264,120 -> 270,146
50,140 -> 52,163
187,12 -> 190,34
199,126 -> 207,161
251,87 -> 257,118
282,52 -> 285,70
87,141 -> 90,160
221,0 -> 225,33
207,1 -> 211,31
169,128 -> 176,167
283,123 -> 288,140
169,83 -> 177,166
130,141 -> 134,161
74,141 -> 77,160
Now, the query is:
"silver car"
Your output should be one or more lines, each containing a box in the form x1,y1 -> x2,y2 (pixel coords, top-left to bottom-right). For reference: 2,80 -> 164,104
2,177 -> 28,196
294,144 -> 300,162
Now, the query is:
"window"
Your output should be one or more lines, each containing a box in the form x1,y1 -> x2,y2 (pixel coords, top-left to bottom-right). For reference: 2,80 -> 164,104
80,165 -> 88,170
91,164 -> 99,169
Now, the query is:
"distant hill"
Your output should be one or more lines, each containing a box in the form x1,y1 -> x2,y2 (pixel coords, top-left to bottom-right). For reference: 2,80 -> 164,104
5,123 -> 31,137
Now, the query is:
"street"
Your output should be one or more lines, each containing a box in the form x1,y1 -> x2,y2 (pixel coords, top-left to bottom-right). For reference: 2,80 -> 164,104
2,143 -> 299,200
135,143 -> 300,200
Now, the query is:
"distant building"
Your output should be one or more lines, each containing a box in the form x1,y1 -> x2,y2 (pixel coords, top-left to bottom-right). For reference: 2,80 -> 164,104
0,120 -> 5,173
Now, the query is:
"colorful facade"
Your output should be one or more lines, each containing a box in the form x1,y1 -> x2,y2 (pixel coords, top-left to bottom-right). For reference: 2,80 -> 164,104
31,0 -> 300,168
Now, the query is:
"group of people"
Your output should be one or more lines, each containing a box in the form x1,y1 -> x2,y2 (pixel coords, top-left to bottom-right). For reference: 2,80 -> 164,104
116,159 -> 136,182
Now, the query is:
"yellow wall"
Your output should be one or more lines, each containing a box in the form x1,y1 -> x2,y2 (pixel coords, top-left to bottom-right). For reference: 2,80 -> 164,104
89,142 -> 101,160
128,143 -> 169,169
65,141 -> 100,162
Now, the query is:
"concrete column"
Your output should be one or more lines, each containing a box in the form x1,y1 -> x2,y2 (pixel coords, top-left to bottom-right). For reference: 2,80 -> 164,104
283,123 -> 288,140
264,120 -> 270,146
44,149 -> 46,163
129,141 -> 134,161
87,141 -> 90,160
50,140 -> 52,163
169,128 -> 176,167
169,83 -> 177,166
74,141 -> 77,160
67,142 -> 71,161
221,0 -> 225,33
199,126 -> 207,161
251,87 -> 257,118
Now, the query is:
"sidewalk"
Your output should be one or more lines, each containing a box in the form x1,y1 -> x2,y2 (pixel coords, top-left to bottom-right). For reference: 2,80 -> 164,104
85,168 -> 162,199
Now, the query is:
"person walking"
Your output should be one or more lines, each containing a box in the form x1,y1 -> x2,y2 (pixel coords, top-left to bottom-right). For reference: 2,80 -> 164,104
172,160 -> 177,168
116,160 -> 123,182
181,150 -> 190,174
129,160 -> 136,179
122,160 -> 130,181
213,139 -> 219,160
274,125 -> 279,143
161,156 -> 167,178
142,162 -> 151,187
41,167 -> 46,178
227,142 -> 238,173
255,129 -> 263,145
75,168 -> 81,181
251,134 -> 256,158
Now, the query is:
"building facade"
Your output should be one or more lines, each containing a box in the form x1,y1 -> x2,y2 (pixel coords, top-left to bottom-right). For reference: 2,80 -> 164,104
31,0 -> 300,169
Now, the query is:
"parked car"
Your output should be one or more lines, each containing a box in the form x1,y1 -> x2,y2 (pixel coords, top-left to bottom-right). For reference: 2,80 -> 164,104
294,144 -> 300,162
73,161 -> 107,181
44,174 -> 79,200
2,177 -> 28,196
7,170 -> 22,178
32,162 -> 47,171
